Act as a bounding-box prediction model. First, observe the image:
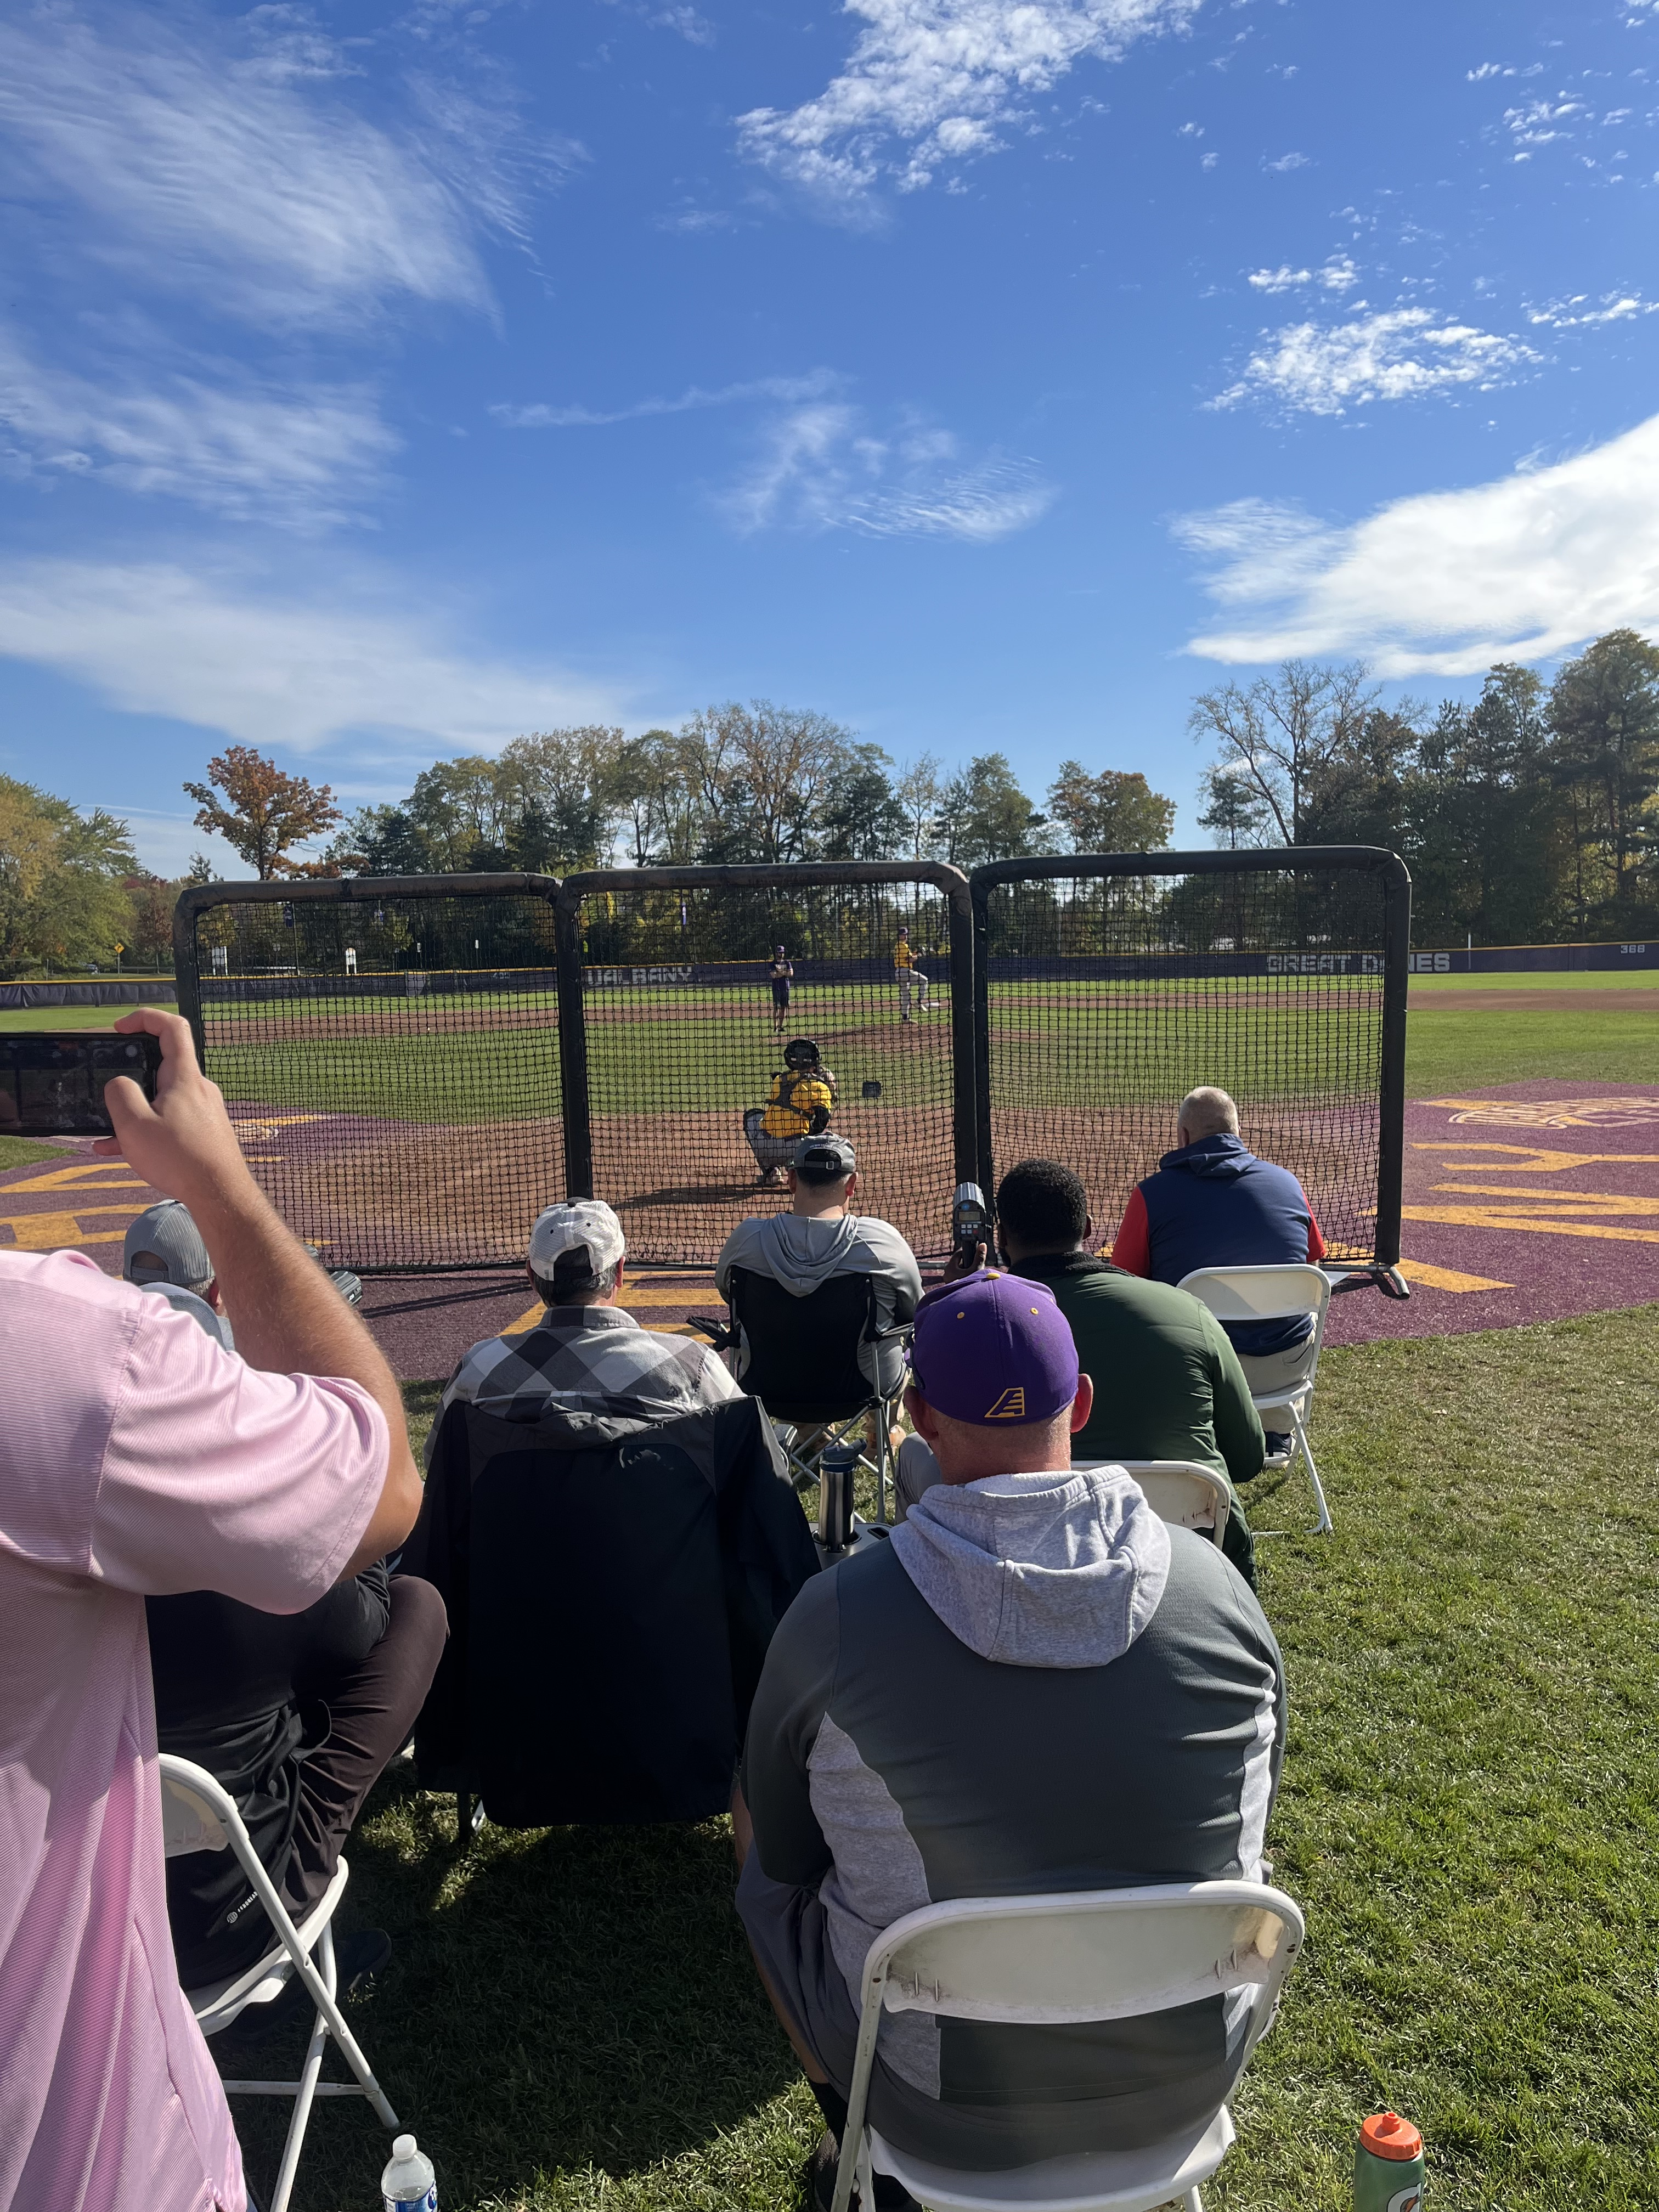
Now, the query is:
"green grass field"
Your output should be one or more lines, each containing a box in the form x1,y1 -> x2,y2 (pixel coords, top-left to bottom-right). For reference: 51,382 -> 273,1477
225,1316 -> 1659,2212
4,971 -> 1656,1121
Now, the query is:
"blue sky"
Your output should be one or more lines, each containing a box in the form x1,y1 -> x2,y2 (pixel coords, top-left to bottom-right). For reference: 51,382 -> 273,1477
2,0 -> 1656,873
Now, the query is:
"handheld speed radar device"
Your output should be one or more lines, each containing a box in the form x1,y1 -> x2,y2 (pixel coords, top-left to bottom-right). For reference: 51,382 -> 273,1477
0,1031 -> 162,1135
952,1181 -> 989,1271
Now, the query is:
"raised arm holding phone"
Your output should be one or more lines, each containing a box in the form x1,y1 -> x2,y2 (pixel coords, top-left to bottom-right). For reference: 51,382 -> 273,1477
0,1008 -> 423,2212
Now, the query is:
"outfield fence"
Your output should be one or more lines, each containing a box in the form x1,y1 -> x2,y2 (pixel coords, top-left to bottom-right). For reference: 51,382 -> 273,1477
173,850 -> 1406,1276
972,848 -> 1410,1277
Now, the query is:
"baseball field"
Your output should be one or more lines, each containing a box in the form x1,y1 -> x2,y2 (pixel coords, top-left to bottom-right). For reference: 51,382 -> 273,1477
3,969 -> 1658,2209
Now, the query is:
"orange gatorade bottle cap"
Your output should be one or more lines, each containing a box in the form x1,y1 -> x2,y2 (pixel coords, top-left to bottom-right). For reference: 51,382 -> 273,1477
1361,2112 -> 1423,2162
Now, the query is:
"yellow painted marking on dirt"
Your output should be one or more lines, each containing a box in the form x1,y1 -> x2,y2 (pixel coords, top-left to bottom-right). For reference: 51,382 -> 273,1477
1402,1206 -> 1659,1246
1396,1258 -> 1513,1294
1411,1142 -> 1659,1173
1430,1184 -> 1659,1214
0,1206 -> 150,1249
1,1163 -> 148,1194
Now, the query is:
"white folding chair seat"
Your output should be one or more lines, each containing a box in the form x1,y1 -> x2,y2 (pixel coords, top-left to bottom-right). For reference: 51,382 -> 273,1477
1175,1265 -> 1333,1535
831,1881 -> 1305,2212
159,1754 -> 401,2212
1072,1460 -> 1232,1545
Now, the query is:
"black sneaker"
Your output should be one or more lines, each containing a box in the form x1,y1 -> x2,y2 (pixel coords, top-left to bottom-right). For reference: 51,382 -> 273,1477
1262,1432 -> 1293,1463
810,2129 -> 919,2211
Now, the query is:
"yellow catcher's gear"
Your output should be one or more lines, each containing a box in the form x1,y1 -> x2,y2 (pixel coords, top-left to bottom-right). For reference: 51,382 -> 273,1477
761,1068 -> 833,1139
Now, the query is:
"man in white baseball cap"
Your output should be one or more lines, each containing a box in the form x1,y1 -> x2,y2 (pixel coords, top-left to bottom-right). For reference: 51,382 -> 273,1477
434,1197 -> 742,1435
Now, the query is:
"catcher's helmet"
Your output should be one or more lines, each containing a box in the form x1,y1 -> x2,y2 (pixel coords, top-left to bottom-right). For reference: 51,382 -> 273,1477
783,1036 -> 821,1069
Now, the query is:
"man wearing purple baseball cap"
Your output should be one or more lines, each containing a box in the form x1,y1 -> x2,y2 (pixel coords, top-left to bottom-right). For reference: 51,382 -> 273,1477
733,1268 -> 1285,2204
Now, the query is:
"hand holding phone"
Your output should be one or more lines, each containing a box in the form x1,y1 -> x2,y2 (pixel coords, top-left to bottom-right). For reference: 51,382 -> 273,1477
0,1032 -> 161,1135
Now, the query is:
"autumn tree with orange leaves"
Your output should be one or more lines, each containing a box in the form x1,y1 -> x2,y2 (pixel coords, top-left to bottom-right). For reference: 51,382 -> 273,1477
183,747 -> 342,879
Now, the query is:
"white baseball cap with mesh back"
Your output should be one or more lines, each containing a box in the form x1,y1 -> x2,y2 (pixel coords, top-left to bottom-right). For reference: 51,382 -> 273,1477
527,1199 -> 627,1280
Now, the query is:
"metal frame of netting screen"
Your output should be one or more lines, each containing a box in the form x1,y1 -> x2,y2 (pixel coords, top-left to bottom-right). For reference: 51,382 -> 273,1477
970,848 -> 1410,1271
174,875 -> 563,1272
555,863 -> 977,1269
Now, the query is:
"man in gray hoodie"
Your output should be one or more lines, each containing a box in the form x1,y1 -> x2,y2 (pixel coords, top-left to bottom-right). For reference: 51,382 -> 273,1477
733,1268 -> 1285,2196
714,1135 -> 923,1400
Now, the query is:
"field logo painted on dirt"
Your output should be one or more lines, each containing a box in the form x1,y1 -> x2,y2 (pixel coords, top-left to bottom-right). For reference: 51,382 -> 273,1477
1426,1096 -> 1659,1128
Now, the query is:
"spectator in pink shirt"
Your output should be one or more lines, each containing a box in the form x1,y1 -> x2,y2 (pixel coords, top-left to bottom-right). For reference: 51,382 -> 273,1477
0,1008 -> 425,2212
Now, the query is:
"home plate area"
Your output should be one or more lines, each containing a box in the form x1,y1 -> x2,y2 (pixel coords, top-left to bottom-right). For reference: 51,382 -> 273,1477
1325,1080 -> 1659,1347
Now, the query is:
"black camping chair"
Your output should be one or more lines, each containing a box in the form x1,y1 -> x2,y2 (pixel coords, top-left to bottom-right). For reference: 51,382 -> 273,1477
406,1392 -> 819,1833
706,1266 -> 911,1522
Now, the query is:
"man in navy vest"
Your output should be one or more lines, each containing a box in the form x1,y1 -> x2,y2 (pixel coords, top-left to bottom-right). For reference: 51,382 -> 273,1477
1109,1088 -> 1325,1442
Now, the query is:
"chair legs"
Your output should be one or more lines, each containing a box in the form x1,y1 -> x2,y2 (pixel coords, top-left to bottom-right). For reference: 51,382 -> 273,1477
1290,1404 -> 1333,1535
1185,2188 -> 1204,2211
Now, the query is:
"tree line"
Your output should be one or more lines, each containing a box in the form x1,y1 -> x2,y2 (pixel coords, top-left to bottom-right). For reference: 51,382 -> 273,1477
2,629 -> 1655,976
323,707 -> 1176,880
1192,629 -> 1659,943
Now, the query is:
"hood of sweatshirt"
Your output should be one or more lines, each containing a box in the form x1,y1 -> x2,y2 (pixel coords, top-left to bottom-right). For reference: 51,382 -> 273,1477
751,1210 -> 870,1294
889,1467 -> 1171,1669
1158,1131 -> 1258,1182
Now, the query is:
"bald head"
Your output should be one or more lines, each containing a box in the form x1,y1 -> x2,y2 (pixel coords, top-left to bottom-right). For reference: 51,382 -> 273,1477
1178,1087 -> 1239,1145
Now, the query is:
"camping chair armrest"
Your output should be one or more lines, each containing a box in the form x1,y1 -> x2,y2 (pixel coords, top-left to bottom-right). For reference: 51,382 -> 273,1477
686,1312 -> 737,1351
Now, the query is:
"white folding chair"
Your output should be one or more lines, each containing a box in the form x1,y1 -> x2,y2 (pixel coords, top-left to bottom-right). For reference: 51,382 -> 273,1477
1093,1461 -> 1232,1545
1175,1265 -> 1333,1535
158,1754 -> 401,2212
832,1880 -> 1305,2212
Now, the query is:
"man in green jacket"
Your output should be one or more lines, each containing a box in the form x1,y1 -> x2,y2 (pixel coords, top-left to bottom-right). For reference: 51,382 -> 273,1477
896,1157 -> 1263,1584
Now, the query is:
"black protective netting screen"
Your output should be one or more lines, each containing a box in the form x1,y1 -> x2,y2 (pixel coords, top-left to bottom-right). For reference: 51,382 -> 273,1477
193,892 -> 562,1271
573,879 -> 957,1266
983,867 -> 1389,1263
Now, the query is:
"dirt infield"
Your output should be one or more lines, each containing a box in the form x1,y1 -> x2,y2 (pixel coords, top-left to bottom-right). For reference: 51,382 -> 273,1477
7,1079 -> 1656,1378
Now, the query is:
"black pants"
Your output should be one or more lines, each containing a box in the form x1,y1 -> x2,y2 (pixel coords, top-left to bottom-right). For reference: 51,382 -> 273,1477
174,1576 -> 448,1985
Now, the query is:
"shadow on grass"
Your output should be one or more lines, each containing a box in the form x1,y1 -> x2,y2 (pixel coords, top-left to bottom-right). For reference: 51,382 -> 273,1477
230,1773 -> 805,2210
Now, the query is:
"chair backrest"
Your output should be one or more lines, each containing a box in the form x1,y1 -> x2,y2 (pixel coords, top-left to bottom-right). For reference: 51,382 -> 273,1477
158,1753 -> 236,1859
1175,1263 -> 1331,1328
729,1266 -> 877,1420
430,1392 -> 820,1827
869,1881 -> 1304,2035
1114,1459 -> 1231,1542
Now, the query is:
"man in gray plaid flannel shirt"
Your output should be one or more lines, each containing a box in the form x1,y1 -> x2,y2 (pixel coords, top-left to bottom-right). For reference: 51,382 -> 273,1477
431,1199 -> 741,1449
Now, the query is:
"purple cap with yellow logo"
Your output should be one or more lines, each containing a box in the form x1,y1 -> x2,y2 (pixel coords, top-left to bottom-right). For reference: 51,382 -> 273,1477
907,1268 -> 1079,1426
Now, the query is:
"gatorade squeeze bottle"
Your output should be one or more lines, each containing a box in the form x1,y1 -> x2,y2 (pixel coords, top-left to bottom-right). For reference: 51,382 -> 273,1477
1355,2111 -> 1424,2211
381,2134 -> 438,2211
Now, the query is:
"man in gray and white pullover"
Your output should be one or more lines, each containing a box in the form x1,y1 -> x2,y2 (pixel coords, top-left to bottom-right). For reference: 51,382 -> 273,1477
715,1135 -> 922,1400
735,1267 -> 1285,2186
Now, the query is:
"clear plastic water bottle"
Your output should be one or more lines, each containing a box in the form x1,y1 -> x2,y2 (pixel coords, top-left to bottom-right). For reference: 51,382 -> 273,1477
1354,2111 -> 1423,2211
381,2134 -> 437,2211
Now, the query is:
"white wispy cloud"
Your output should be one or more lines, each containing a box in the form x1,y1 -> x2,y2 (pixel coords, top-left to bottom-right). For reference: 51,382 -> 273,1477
491,371 -> 839,429
720,404 -> 1055,541
1211,308 -> 1538,416
0,7 -> 571,329
0,561 -> 624,752
0,335 -> 396,527
1263,150 -> 1309,173
1244,255 -> 1358,295
1503,94 -> 1589,156
735,0 -> 1199,204
654,5 -> 716,45
1527,290 -> 1658,330
1176,412 -> 1659,675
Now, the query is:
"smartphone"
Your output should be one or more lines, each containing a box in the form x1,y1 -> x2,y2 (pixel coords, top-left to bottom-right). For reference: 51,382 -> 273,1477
0,1032 -> 162,1135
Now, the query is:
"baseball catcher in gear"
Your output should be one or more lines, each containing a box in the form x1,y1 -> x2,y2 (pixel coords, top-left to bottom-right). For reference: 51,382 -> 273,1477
743,1036 -> 837,1188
